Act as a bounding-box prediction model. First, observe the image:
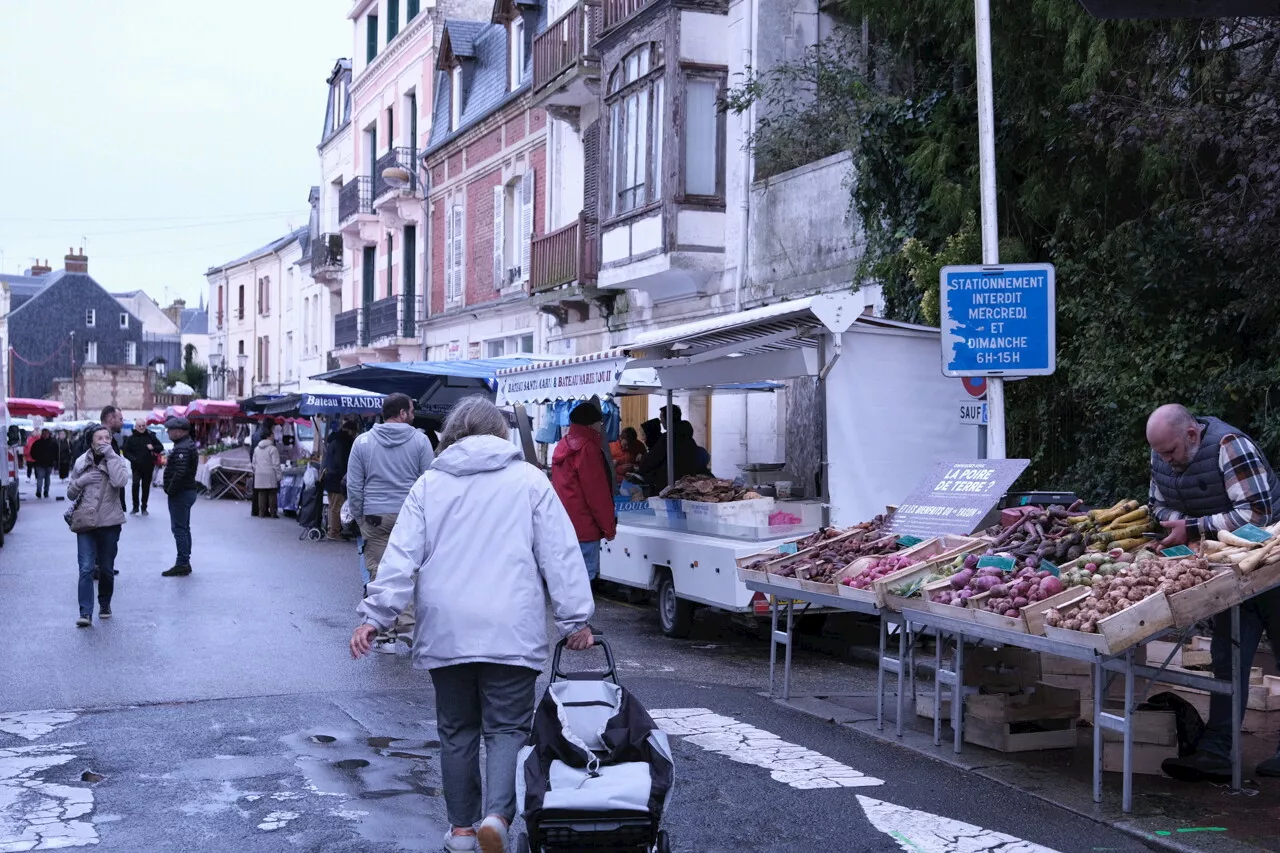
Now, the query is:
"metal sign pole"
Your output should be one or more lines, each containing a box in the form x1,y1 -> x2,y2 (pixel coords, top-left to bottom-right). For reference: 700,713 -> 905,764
974,0 -> 1006,459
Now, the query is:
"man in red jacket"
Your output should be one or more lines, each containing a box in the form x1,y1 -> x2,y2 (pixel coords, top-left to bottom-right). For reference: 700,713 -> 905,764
551,402 -> 617,582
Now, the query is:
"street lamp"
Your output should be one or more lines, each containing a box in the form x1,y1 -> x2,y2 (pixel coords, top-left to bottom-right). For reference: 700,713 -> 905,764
208,351 -> 230,400
237,352 -> 248,398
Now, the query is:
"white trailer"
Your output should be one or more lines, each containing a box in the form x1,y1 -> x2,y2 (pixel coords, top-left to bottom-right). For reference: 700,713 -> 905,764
497,293 -> 975,636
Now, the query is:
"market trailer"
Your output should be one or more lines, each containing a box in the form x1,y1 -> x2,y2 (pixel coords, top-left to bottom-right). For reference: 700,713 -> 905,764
497,293 -> 975,635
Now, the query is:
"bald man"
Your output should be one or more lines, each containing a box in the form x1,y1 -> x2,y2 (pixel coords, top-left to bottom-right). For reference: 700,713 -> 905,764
1147,404 -> 1280,781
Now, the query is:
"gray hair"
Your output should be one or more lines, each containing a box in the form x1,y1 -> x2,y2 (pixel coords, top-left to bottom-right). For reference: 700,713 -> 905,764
438,396 -> 510,453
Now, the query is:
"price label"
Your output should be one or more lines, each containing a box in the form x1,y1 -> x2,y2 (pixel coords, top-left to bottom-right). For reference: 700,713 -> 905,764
896,535 -> 924,548
977,555 -> 1016,572
1232,524 -> 1273,543
1160,545 -> 1196,558
1040,560 -> 1060,577
778,543 -> 799,554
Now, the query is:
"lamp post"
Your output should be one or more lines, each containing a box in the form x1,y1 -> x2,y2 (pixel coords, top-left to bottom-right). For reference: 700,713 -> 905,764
208,351 -> 229,400
237,352 -> 248,399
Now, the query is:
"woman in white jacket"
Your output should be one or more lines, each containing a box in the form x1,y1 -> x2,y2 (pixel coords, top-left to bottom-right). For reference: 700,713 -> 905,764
350,397 -> 594,853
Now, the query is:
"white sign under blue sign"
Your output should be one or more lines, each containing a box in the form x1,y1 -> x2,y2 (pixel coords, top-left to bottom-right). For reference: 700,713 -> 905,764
940,263 -> 1057,377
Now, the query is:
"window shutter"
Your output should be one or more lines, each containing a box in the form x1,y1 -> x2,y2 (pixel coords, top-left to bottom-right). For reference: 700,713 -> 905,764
387,0 -> 399,40
583,120 -> 600,236
445,202 -> 455,300
493,185 -> 505,289
520,170 -> 534,282
367,15 -> 379,63
453,206 -> 465,296
408,0 -> 420,19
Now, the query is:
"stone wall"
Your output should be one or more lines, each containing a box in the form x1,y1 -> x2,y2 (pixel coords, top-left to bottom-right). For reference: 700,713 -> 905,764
50,366 -> 155,415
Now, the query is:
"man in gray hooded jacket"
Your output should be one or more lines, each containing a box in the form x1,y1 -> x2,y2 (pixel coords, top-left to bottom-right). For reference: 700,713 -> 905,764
347,392 -> 435,652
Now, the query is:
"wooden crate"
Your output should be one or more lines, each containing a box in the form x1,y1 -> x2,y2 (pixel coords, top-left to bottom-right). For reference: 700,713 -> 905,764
1099,705 -> 1177,746
832,554 -> 923,607
737,567 -> 769,585
1103,741 -> 1179,775
966,684 -> 1080,723
871,537 -> 987,610
964,716 -> 1078,752
1240,558 -> 1280,600
964,646 -> 1042,691
1040,654 -> 1093,678
1042,590 -> 1174,656
915,692 -> 953,721
1144,639 -> 1212,669
1167,569 -> 1241,629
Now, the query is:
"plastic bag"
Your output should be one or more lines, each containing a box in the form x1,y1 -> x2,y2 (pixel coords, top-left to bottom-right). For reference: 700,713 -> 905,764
302,464 -> 318,489
340,499 -> 354,527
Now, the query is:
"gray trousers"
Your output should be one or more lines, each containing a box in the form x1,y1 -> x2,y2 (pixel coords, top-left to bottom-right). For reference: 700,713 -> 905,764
430,663 -> 539,827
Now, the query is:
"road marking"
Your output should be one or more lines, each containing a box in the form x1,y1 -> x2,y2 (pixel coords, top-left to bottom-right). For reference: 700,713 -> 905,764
0,742 -> 97,851
649,708 -> 884,789
257,810 -> 299,831
0,712 -> 79,743
858,795 -> 1063,853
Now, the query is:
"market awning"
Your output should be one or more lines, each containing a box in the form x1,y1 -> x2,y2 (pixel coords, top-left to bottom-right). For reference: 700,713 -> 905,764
186,399 -> 241,419
164,405 -> 189,420
145,408 -> 167,426
262,392 -> 386,417
495,350 -> 661,406
6,398 -> 65,418
238,394 -> 287,415
313,357 -> 548,418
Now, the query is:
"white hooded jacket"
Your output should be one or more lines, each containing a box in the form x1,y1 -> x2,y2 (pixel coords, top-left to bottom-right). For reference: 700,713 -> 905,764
356,434 -> 595,671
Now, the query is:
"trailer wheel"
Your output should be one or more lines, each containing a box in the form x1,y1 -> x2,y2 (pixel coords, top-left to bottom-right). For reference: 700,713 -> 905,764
656,570 -> 694,638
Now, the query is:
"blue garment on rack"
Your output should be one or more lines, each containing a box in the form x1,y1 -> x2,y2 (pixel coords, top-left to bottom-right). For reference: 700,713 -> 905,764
534,404 -> 562,444
534,400 -> 621,444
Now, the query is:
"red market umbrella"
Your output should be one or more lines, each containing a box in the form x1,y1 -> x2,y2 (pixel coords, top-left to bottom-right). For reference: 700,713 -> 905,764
186,399 -> 241,419
164,405 -> 189,420
6,398 -> 65,418
145,408 -> 167,426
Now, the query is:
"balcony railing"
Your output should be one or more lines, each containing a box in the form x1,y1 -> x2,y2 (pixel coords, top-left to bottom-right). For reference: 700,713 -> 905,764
533,1 -> 600,94
531,214 -> 598,294
338,176 -> 372,224
311,233 -> 343,272
373,147 -> 418,201
367,296 -> 401,340
602,0 -> 652,32
334,308 -> 361,348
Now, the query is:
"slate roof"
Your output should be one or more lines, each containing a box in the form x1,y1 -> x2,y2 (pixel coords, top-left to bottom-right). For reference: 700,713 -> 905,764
427,11 -> 544,155
1,271 -> 61,310
206,227 -> 308,276
180,308 -> 209,336
9,270 -> 142,326
321,60 -> 352,147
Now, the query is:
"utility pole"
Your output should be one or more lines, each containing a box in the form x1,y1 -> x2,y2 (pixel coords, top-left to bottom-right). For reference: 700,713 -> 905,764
69,332 -> 78,420
973,0 -> 1005,459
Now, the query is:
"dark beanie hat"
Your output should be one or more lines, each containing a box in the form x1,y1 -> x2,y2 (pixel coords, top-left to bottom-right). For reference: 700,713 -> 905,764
569,402 -> 603,426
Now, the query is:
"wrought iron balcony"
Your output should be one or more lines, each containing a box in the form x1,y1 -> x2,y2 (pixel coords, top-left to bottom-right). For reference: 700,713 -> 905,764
367,296 -> 401,340
601,0 -> 654,33
311,233 -> 344,274
531,214 -> 598,294
334,308 -> 361,348
373,147 -> 419,201
533,1 -> 601,108
338,176 -> 373,225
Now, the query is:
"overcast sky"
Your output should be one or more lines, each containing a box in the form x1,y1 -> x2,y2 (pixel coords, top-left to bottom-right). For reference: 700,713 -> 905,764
0,0 -> 352,309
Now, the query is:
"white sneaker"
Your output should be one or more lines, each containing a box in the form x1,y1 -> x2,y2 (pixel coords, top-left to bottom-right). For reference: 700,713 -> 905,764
443,829 -> 477,852
373,639 -> 398,654
477,816 -> 509,853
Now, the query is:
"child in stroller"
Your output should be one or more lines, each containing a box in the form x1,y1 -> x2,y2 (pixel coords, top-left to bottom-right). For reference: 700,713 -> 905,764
516,636 -> 674,852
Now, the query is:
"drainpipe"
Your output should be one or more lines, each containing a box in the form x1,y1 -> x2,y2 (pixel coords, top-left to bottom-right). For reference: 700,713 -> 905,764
733,0 -> 757,315
420,157 -> 433,356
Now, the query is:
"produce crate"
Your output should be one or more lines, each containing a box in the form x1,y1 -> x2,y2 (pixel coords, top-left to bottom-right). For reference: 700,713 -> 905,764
1040,654 -> 1093,678
964,716 -> 1078,752
1166,569 -> 1241,628
965,646 -> 1043,691
1144,638 -> 1212,669
967,586 -> 1089,635
1042,590 -> 1174,656
683,497 -> 775,533
1102,741 -> 1179,776
736,567 -> 770,585
898,534 -> 987,565
872,537 -> 987,612
966,683 -> 1081,723
647,498 -> 686,522
1099,704 -> 1176,746
833,550 -> 928,607
758,529 -> 872,593
763,571 -> 803,589
1240,557 -> 1280,599
914,576 -> 979,622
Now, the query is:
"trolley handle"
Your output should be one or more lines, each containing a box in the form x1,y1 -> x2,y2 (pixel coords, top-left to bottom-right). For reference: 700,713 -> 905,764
551,632 -> 618,684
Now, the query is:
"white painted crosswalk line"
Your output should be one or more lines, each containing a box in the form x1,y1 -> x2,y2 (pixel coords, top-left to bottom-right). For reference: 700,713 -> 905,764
649,708 -> 884,789
858,795 -> 1064,853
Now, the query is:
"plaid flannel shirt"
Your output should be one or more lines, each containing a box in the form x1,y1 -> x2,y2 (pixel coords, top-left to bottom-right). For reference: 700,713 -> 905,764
1149,433 -> 1275,538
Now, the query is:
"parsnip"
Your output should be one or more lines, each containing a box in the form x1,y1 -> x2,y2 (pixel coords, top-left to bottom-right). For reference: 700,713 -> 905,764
1240,538 -> 1280,572
1218,530 -> 1264,548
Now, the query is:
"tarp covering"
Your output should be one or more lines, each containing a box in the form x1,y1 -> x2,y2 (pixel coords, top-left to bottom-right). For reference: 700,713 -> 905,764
262,392 -> 386,417
164,405 -> 189,420
186,399 -> 242,419
6,398 -> 65,418
313,358 -> 542,396
145,408 -> 167,426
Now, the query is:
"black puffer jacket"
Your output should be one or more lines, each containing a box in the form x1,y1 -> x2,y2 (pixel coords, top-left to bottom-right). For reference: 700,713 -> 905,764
163,436 -> 199,494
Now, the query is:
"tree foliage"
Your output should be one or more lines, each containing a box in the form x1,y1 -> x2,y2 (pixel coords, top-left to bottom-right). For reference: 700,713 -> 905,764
728,2 -> 1280,500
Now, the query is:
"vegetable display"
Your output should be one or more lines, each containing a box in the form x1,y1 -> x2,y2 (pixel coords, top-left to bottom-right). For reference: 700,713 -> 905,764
981,499 -> 1158,566
775,529 -> 901,580
659,476 -> 763,503
840,554 -> 919,590
1043,554 -> 1219,633
1206,522 -> 1280,572
930,559 -> 1064,615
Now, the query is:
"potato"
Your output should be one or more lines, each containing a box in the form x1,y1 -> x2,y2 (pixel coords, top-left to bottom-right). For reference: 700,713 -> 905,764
1064,618 -> 1082,631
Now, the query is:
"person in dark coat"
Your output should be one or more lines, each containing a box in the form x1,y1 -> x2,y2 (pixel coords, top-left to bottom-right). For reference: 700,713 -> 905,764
161,417 -> 199,577
30,429 -> 58,498
122,423 -> 164,515
55,430 -> 72,481
323,420 -> 359,539
636,411 -> 707,494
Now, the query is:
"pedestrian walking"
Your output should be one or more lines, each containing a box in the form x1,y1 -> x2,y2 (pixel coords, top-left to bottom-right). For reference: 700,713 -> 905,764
252,434 -> 282,518
122,422 -> 163,515
323,419 -> 358,539
23,429 -> 38,481
350,397 -> 594,853
66,423 -> 129,627
99,406 -> 128,512
161,417 -> 199,577
30,428 -> 57,499
551,402 -> 617,584
55,430 -> 72,481
346,393 -> 434,653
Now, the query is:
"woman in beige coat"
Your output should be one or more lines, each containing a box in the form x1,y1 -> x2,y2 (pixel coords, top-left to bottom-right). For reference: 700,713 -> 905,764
252,436 -> 282,518
67,424 -> 130,627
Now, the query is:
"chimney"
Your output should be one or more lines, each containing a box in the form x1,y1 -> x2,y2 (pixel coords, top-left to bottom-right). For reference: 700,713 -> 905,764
28,259 -> 51,276
64,247 -> 88,274
162,298 -> 187,327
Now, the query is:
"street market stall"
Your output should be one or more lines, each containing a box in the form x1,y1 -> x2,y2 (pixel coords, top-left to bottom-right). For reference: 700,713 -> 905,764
496,292 -> 974,636
312,357 -> 543,420
5,398 -> 64,419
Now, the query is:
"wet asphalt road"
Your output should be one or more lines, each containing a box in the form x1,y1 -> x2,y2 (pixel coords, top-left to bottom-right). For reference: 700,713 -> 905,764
0,477 -> 1160,852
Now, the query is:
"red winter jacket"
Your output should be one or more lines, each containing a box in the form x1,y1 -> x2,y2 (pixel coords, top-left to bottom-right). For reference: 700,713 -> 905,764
551,424 -> 617,543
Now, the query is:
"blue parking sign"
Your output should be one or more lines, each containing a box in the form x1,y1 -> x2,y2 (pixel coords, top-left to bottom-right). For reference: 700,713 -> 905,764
940,264 -> 1056,377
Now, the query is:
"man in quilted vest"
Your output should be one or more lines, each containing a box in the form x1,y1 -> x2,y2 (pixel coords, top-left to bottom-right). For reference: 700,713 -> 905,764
1148,403 -> 1280,781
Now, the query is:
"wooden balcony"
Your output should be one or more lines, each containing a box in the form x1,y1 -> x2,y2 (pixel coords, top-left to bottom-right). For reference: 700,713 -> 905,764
531,215 -> 598,295
602,0 -> 654,32
533,1 -> 601,112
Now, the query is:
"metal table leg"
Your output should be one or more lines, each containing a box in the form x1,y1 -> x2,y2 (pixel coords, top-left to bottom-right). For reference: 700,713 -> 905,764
768,596 -> 779,697
782,599 -> 795,702
951,636 -> 965,754
932,629 -> 944,746
1232,604 -> 1242,791
877,615 -> 889,731
1092,659 -> 1104,804
895,618 -> 908,738
1123,648 -> 1136,814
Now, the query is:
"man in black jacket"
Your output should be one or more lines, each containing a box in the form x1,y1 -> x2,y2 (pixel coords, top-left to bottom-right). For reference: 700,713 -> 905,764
323,420 -> 358,539
161,417 -> 199,577
122,423 -> 164,515
30,429 -> 57,499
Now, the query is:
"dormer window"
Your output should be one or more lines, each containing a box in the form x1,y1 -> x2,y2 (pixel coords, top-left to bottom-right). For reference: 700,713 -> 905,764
509,17 -> 525,91
450,66 -> 463,131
